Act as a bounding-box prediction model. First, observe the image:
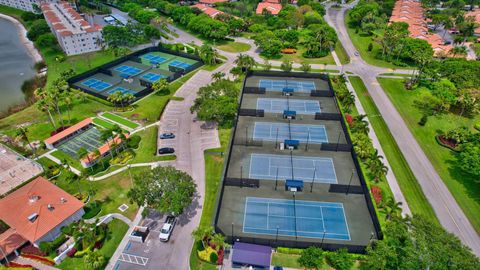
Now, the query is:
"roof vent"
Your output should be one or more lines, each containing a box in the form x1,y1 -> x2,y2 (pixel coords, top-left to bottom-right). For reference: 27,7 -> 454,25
29,195 -> 39,203
60,197 -> 67,204
28,213 -> 39,223
48,204 -> 55,211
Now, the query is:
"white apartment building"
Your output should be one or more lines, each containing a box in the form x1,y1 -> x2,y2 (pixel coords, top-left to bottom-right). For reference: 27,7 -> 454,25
0,0 -> 42,13
41,1 -> 103,56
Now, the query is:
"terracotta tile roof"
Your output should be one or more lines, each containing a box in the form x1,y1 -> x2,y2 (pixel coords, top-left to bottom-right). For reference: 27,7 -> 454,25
192,3 -> 224,18
82,134 -> 130,164
256,2 -> 282,15
390,0 -> 456,57
44,118 -> 92,145
0,177 -> 84,243
0,229 -> 27,260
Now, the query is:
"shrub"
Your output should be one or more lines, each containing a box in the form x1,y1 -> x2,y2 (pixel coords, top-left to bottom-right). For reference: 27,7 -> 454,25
345,114 -> 354,126
418,115 -> 428,126
326,248 -> 354,270
196,240 -> 205,252
82,201 -> 102,219
298,247 -> 324,269
61,224 -> 74,236
475,122 -> 480,131
38,242 -> 52,254
367,43 -> 373,51
371,186 -> 382,206
197,246 -> 217,263
127,135 -> 141,149
210,252 -> 218,264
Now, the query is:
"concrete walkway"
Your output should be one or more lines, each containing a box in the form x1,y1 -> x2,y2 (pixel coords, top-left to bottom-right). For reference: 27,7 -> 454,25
87,161 -> 175,181
85,213 -> 133,226
13,256 -> 59,270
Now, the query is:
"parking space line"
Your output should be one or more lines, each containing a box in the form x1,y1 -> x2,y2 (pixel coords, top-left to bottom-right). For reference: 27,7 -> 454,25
118,253 -> 149,266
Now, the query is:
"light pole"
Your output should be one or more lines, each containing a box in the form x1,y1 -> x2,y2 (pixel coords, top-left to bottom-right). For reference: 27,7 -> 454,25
275,167 -> 279,191
321,230 -> 326,248
310,167 -> 316,193
346,169 -> 354,195
231,222 -> 234,243
275,226 -> 280,243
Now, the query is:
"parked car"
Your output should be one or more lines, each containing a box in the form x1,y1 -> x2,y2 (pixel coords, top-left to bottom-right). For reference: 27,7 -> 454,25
159,215 -> 177,242
158,147 -> 175,154
160,132 -> 175,139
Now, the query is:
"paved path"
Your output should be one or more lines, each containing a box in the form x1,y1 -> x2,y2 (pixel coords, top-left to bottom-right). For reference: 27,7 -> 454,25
85,213 -> 133,225
42,151 -> 82,176
13,256 -> 59,270
87,161 -> 175,181
326,2 -> 480,255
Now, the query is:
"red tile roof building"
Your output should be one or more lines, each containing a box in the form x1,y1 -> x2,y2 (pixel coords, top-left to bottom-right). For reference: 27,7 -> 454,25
0,0 -> 42,13
192,3 -> 224,18
390,0 -> 453,57
40,1 -> 103,56
44,118 -> 93,148
256,1 -> 283,15
0,177 -> 84,258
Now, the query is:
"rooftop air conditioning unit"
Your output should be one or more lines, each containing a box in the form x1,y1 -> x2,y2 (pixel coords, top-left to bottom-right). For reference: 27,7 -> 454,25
60,197 -> 67,204
29,195 -> 39,203
28,213 -> 39,222
47,204 -> 55,211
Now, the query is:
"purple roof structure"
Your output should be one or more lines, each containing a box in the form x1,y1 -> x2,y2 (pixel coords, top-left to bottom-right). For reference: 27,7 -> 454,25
232,242 -> 272,267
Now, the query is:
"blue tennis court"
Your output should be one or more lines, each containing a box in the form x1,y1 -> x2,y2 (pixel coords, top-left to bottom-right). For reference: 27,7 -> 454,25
114,65 -> 143,76
169,60 -> 191,69
106,87 -> 136,95
142,53 -> 167,64
249,153 -> 337,183
243,197 -> 350,240
257,98 -> 321,114
81,78 -> 112,91
259,79 -> 316,92
142,72 -> 165,82
253,122 -> 328,143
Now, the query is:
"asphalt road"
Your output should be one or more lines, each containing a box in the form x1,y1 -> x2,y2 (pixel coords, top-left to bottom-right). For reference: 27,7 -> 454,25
326,2 -> 480,256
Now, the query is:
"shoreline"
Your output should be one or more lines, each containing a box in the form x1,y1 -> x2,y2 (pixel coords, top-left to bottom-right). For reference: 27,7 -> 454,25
0,13 -> 43,63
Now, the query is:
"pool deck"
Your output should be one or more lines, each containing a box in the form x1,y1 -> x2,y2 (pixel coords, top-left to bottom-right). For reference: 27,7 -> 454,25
215,73 -> 380,250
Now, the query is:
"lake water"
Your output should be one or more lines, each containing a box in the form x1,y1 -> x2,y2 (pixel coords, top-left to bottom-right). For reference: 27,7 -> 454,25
0,17 -> 37,112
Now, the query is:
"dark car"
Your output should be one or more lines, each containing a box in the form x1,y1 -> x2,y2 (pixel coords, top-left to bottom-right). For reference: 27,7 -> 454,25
160,132 -> 175,139
158,147 -> 175,154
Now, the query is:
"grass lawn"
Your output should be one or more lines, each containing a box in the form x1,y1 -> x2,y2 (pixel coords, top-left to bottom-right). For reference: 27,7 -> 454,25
345,12 -> 412,69
101,112 -> 139,129
57,219 -> 129,270
271,253 -> 302,269
120,70 -> 198,124
260,46 -> 336,65
92,117 -> 116,130
335,42 -> 350,65
190,128 -> 231,270
378,78 -> 480,233
216,41 -> 251,53
54,168 -> 142,220
50,150 -> 83,171
349,77 -> 438,223
129,126 -> 176,163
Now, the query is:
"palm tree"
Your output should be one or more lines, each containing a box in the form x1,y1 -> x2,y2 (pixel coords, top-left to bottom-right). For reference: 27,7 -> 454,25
280,60 -> 293,72
123,93 -> 136,109
353,136 -> 373,160
262,60 -> 272,71
199,44 -> 218,65
65,171 -> 82,196
383,197 -> 402,221
234,54 -> 256,72
92,148 -> 103,169
15,127 -> 35,157
100,129 -> 115,159
211,72 -> 224,81
77,147 -> 94,171
342,92 -> 356,113
84,251 -> 106,270
152,78 -> 169,93
63,92 -> 75,124
352,114 -> 370,134
300,62 -> 311,73
107,91 -> 122,109
368,150 -> 389,182
192,226 -> 215,249
210,233 -> 225,251
35,88 -> 57,129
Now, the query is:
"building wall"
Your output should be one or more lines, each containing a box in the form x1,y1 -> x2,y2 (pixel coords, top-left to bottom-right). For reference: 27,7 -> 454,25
0,0 -> 42,13
59,31 -> 102,56
34,208 -> 85,246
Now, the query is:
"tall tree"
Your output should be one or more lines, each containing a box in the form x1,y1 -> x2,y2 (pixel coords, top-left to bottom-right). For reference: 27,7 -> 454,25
15,127 -> 35,157
127,166 -> 196,215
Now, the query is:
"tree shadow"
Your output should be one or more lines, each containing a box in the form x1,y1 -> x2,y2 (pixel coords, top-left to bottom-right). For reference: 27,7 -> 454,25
176,191 -> 200,226
446,155 -> 480,205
